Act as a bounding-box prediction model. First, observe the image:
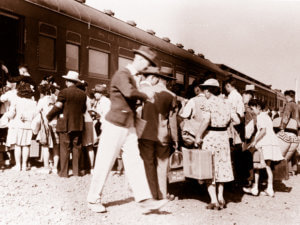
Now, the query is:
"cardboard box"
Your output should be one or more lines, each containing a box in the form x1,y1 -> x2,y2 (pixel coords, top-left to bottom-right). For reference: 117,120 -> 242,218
182,147 -> 213,180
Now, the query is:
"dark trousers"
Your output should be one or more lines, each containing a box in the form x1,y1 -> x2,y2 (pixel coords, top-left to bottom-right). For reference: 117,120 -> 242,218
231,143 -> 253,185
139,139 -> 170,199
59,131 -> 82,177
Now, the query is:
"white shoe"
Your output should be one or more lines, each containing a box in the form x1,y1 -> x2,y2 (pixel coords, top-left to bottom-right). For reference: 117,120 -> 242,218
52,168 -> 58,174
12,165 -> 21,171
262,188 -> 274,197
243,187 -> 259,196
88,200 -> 106,213
39,168 -> 51,174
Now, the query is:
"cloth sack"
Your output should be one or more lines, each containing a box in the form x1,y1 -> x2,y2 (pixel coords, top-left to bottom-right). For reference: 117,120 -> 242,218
31,113 -> 41,135
135,116 -> 147,139
39,113 -> 49,145
273,117 -> 298,132
180,119 -> 202,148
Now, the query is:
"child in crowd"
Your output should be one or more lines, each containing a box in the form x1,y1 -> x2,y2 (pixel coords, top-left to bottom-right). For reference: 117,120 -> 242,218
77,81 -> 97,174
36,84 -> 55,174
7,83 -> 37,171
243,99 -> 284,197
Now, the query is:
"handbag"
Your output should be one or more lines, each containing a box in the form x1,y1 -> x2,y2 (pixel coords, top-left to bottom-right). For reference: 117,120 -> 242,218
167,150 -> 185,183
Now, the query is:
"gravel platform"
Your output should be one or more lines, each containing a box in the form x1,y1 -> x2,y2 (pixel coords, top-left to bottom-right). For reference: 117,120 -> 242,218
0,168 -> 299,225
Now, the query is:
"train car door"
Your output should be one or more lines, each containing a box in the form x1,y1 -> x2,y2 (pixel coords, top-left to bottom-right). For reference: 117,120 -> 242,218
0,11 -> 24,77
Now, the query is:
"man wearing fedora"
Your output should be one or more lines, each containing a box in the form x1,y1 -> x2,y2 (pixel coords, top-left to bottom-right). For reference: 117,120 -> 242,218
47,71 -> 86,177
87,46 -> 169,213
139,66 -> 178,200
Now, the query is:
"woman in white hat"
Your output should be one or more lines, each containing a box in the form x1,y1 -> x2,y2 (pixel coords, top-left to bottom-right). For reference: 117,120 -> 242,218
195,79 -> 240,210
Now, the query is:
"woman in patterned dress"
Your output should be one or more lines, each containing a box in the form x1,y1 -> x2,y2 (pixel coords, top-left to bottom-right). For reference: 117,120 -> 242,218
195,79 -> 240,210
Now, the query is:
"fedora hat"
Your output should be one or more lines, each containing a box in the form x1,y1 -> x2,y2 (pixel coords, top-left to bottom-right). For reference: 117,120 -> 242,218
133,46 -> 158,66
200,78 -> 220,87
140,66 -> 160,76
92,84 -> 107,93
157,67 -> 176,80
62,71 -> 81,82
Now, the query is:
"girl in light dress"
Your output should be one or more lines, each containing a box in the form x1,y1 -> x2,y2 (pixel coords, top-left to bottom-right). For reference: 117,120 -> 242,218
243,99 -> 284,197
36,84 -> 56,174
77,81 -> 97,174
7,83 -> 37,171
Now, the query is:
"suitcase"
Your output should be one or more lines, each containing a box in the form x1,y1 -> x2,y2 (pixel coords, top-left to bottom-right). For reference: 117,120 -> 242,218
182,147 -> 213,180
273,159 -> 289,181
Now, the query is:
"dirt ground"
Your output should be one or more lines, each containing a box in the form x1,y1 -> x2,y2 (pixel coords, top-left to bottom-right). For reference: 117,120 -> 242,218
0,167 -> 299,225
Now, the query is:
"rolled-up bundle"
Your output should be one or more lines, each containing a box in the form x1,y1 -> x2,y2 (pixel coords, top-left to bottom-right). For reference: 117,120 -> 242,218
276,131 -> 300,161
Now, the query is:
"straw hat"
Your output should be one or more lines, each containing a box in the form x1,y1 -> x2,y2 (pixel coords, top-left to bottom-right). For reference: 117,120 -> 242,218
62,71 -> 81,82
200,78 -> 220,87
92,84 -> 107,93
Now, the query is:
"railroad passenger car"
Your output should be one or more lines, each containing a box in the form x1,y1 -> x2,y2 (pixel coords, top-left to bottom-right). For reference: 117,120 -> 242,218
218,64 -> 282,110
0,0 -> 226,96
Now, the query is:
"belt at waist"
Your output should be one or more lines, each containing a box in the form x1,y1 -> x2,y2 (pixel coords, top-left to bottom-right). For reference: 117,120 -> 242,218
207,126 -> 227,131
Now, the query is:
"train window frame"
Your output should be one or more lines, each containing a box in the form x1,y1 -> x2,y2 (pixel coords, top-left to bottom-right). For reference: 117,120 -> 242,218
188,76 -> 196,85
39,22 -> 57,38
38,22 -> 57,71
175,71 -> 185,85
118,56 -> 133,69
66,43 -> 80,72
160,60 -> 172,68
38,35 -> 56,71
66,31 -> 81,45
88,48 -> 110,79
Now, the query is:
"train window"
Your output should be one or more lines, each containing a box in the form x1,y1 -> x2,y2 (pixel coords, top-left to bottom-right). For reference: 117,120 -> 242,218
176,72 -> 184,84
118,57 -> 132,69
38,36 -> 55,70
189,77 -> 195,85
66,44 -> 79,71
88,49 -> 109,78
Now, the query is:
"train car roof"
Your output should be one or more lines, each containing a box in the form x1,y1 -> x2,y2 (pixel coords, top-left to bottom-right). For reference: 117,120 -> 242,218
25,0 -> 225,75
218,64 -> 276,93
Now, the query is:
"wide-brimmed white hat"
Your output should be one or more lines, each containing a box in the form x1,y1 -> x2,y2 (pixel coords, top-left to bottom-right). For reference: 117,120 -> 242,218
62,71 -> 81,82
200,78 -> 220,87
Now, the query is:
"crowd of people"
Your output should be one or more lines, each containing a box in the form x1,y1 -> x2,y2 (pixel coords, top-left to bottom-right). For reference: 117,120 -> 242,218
0,45 -> 299,214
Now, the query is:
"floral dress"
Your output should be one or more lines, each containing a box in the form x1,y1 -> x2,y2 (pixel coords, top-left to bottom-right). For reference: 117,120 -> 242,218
202,95 -> 235,183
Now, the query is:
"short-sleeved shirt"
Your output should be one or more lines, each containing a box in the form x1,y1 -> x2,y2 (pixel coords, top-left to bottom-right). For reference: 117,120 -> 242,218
255,112 -> 279,147
228,89 -> 245,118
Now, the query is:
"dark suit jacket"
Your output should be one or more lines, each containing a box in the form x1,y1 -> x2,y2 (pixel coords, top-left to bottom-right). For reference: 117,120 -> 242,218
140,82 -> 178,145
105,68 -> 148,128
48,85 -> 86,133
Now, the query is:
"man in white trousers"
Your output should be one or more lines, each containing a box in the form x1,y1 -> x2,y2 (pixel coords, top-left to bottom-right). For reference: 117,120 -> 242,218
87,46 -> 169,213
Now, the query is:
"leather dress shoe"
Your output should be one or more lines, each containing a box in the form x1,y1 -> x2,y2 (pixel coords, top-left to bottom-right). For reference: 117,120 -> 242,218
139,198 -> 169,213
